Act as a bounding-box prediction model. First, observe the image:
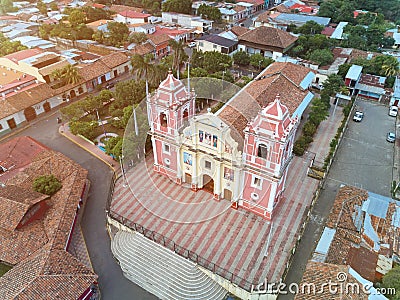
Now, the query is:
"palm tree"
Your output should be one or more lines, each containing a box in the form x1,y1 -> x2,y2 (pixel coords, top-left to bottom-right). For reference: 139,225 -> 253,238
62,64 -> 82,85
168,39 -> 187,73
130,53 -> 155,82
382,57 -> 399,77
51,68 -> 64,82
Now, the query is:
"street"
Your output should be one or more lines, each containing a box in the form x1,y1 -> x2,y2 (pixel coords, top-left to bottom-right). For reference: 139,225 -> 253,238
5,113 -> 156,300
280,99 -> 396,300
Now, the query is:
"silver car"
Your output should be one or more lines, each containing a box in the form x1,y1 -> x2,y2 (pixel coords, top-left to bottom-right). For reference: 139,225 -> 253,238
387,132 -> 396,143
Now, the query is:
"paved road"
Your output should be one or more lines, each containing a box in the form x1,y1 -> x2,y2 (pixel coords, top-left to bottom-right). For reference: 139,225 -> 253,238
6,114 -> 156,300
279,99 -> 396,300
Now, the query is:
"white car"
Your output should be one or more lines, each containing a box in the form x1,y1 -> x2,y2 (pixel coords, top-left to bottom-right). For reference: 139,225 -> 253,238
353,111 -> 364,122
188,42 -> 196,48
389,106 -> 398,117
387,132 -> 396,143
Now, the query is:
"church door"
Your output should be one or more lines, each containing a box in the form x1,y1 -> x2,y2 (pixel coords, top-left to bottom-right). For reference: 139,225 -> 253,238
202,175 -> 214,194
223,189 -> 232,201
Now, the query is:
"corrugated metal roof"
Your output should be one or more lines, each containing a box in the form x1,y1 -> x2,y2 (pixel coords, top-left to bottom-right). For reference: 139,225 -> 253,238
346,65 -> 363,81
315,227 -> 336,255
275,13 -> 331,26
363,213 -> 380,251
362,192 -> 391,219
330,22 -> 348,40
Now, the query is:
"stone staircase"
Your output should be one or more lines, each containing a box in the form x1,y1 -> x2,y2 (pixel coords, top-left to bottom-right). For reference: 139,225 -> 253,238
111,230 -> 228,300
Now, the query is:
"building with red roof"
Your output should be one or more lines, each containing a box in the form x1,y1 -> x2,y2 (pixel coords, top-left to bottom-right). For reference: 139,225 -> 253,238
114,10 -> 151,24
146,62 -> 315,219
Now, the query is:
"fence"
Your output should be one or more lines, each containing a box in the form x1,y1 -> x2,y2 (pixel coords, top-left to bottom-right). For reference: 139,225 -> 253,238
106,173 -> 256,291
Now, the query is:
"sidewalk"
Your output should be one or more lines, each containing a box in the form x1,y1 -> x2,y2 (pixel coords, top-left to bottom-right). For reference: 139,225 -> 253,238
59,123 -> 119,172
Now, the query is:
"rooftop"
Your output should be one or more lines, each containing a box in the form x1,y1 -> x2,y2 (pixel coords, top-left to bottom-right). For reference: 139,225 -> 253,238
239,26 -> 298,49
196,34 -> 238,48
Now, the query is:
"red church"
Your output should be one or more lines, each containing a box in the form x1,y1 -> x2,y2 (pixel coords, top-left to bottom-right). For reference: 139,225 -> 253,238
147,62 -> 315,220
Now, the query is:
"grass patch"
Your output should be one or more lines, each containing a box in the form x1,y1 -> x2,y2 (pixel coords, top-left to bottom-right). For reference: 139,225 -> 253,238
0,263 -> 12,277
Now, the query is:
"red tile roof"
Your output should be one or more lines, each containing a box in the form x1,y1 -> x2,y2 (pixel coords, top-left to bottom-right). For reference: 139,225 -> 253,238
295,261 -> 369,300
239,26 -> 298,50
148,33 -> 171,46
290,3 -> 315,13
4,48 -> 44,63
118,10 -> 151,19
218,62 -> 312,139
0,136 -> 97,299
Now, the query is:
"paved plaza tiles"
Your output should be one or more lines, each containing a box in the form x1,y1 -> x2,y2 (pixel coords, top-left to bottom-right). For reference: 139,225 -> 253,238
110,151 -> 319,290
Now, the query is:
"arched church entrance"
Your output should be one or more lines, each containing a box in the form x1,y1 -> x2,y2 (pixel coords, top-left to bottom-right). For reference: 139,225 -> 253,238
202,174 -> 214,194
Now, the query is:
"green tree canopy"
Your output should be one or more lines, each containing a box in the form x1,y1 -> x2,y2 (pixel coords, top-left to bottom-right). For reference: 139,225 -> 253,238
0,0 -> 17,14
105,22 -> 129,47
197,4 -> 222,22
307,49 -> 334,66
69,120 -> 98,140
294,21 -> 324,35
162,0 -> 192,14
0,33 -> 27,56
113,79 -> 146,109
233,51 -> 250,66
68,9 -> 86,28
381,265 -> 400,299
37,0 -> 48,15
105,136 -> 123,159
129,32 -> 148,45
249,53 -> 273,69
33,175 -> 62,196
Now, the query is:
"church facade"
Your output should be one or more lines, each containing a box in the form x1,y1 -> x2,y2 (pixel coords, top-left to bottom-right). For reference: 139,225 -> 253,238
147,62 -> 315,220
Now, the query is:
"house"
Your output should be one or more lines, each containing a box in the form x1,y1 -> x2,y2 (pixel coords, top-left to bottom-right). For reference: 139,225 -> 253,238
147,34 -> 171,58
147,61 -> 315,219
129,23 -> 156,34
196,34 -> 238,55
254,12 -> 331,30
162,12 -> 213,33
390,76 -> 400,107
237,0 -> 265,12
0,50 -> 130,132
238,26 -> 298,60
153,26 -> 195,42
86,19 -> 112,32
0,136 -> 98,300
296,185 -> 400,299
11,36 -> 56,50
385,27 -> 400,49
345,65 -> 387,101
330,22 -> 348,40
114,10 -> 151,25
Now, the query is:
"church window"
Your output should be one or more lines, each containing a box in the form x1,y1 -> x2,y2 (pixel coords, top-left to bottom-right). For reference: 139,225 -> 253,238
163,143 -> 170,154
257,143 -> 268,159
160,112 -> 168,127
205,160 -> 211,169
183,108 -> 189,120
164,158 -> 170,168
252,176 -> 262,188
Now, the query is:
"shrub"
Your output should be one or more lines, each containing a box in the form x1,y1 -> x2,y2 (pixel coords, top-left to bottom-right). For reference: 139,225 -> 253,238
303,121 -> 317,137
33,175 -> 62,196
293,140 -> 306,156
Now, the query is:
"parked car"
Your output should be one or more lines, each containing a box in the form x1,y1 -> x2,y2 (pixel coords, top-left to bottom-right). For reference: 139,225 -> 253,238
188,42 -> 196,48
353,111 -> 364,122
387,132 -> 396,143
389,106 -> 398,117
311,83 -> 324,91
105,82 -> 115,90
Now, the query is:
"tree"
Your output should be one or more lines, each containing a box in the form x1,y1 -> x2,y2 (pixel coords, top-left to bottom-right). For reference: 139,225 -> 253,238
338,63 -> 351,79
203,51 -> 232,73
68,9 -> 86,28
37,0 -> 48,15
92,30 -> 106,44
33,175 -> 62,196
197,4 -> 222,22
295,21 -> 324,35
131,53 -> 155,81
162,0 -> 192,14
105,22 -> 129,47
0,0 -> 17,14
129,32 -> 148,45
50,2 -> 58,11
113,80 -> 146,108
322,74 -> 345,96
382,56 -> 399,77
0,33 -> 28,56
62,64 -> 82,85
60,102 -> 84,121
307,49 -> 334,66
105,136 -> 123,159
250,53 -> 273,69
82,6 -> 112,23
69,120 -> 98,139
381,265 -> 400,299
168,39 -> 187,73
308,97 -> 329,126
233,51 -> 250,66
